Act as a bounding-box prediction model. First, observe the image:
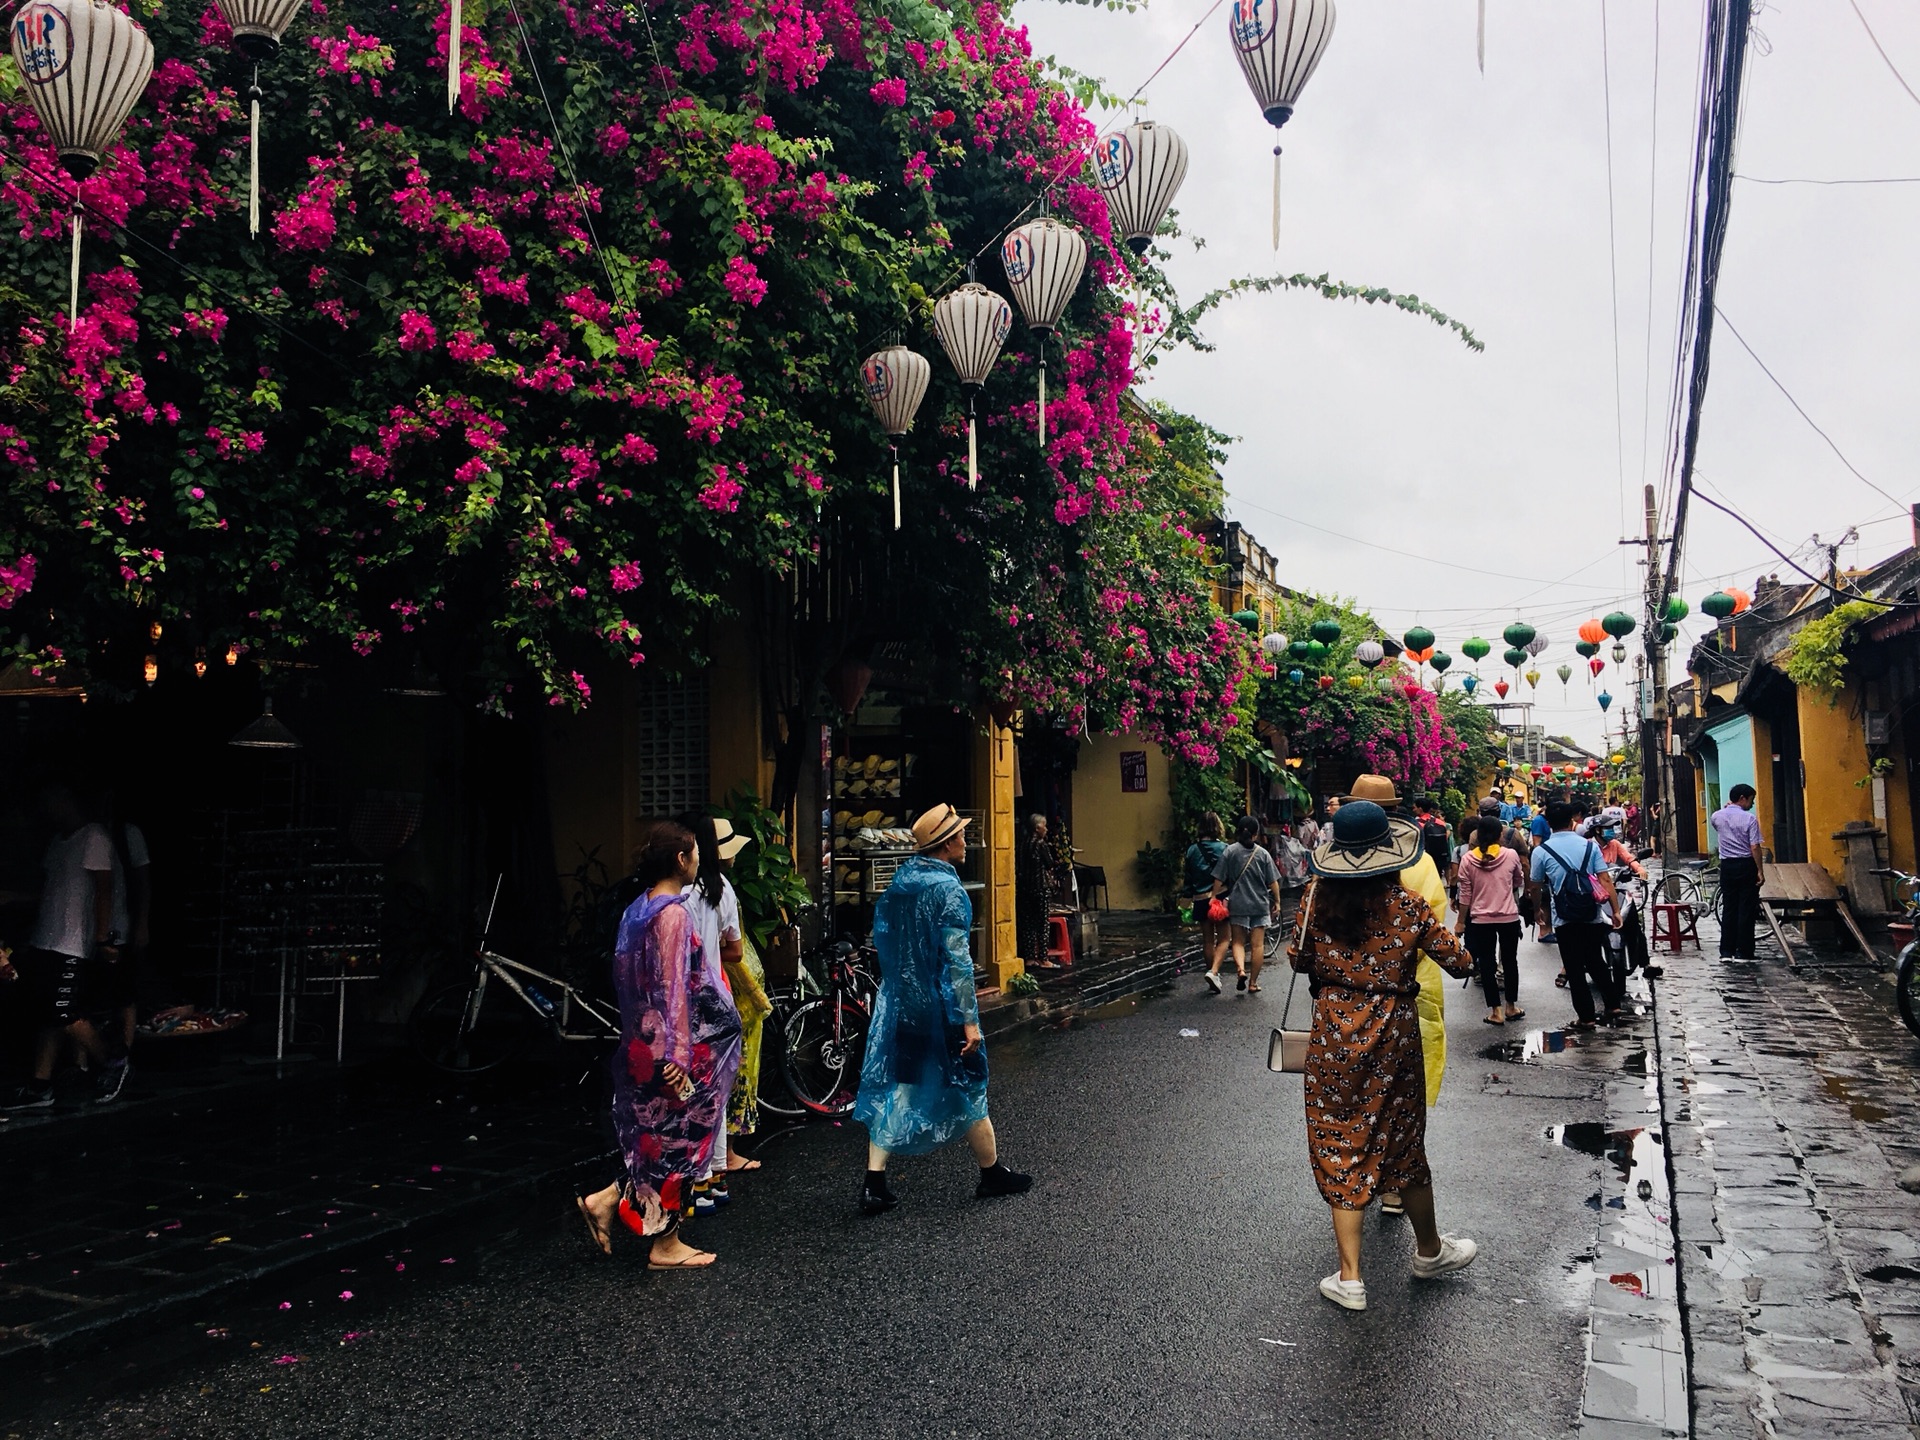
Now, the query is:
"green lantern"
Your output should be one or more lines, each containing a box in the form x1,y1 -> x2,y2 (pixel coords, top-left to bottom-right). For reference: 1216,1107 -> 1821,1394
1429,652 -> 1453,673
1502,647 -> 1528,669
1231,608 -> 1261,632
1601,611 -> 1636,639
1663,595 -> 1690,623
1502,621 -> 1537,650
1305,639 -> 1330,661
1288,638 -> 1312,661
1575,640 -> 1600,659
1660,622 -> 1678,644
1402,625 -> 1435,653
1461,636 -> 1491,662
1701,590 -> 1736,620
1309,618 -> 1343,647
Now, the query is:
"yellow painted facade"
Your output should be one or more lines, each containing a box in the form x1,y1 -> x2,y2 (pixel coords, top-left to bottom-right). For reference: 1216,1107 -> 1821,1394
973,709 -> 1022,986
1797,686 -> 1872,883
1070,732 -> 1172,911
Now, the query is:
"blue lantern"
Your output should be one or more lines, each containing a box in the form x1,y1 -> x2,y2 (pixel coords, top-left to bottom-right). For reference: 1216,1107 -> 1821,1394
1598,690 -> 1612,712
1462,674 -> 1478,695
1288,667 -> 1304,685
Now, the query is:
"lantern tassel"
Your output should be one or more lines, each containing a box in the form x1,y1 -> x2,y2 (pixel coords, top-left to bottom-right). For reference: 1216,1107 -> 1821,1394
448,0 -> 463,114
967,396 -> 978,492
248,73 -> 262,238
1271,146 -> 1282,252
1477,0 -> 1485,72
69,210 -> 82,329
891,443 -> 901,531
1038,359 -> 1047,449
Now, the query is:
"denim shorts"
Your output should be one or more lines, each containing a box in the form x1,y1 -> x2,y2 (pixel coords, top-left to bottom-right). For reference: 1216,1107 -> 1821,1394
1229,911 -> 1272,931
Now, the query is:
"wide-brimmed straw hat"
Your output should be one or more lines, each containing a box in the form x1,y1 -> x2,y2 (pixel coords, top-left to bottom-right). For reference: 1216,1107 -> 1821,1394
913,803 -> 970,853
712,817 -> 751,861
1310,801 -> 1424,879
1345,773 -> 1401,806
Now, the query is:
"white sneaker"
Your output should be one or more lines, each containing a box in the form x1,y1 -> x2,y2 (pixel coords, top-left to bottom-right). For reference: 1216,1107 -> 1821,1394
1318,1274 -> 1367,1310
1203,972 -> 1222,994
1411,1234 -> 1478,1279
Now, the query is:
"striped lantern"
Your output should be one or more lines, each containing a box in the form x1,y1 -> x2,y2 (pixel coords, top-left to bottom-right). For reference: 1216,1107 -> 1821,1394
213,0 -> 306,235
859,345 -> 931,531
1092,120 -> 1189,256
10,0 -> 154,324
1001,217 -> 1086,449
1226,0 -> 1335,249
931,281 -> 1013,493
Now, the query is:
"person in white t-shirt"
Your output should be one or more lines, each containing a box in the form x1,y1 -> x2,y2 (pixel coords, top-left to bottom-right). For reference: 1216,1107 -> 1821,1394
5,784 -> 126,1109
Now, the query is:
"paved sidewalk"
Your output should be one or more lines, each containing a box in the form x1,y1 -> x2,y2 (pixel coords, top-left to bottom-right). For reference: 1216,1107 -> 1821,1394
1653,912 -> 1920,1436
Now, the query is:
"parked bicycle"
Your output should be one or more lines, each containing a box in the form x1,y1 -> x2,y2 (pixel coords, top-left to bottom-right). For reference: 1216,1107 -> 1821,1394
410,879 -> 620,1073
767,935 -> 876,1116
1869,868 -> 1920,1039
1655,857 -> 1723,925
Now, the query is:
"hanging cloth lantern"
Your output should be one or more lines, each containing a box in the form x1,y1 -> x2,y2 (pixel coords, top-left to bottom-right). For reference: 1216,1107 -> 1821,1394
1304,639 -> 1330,661
1701,590 -> 1735,619
1461,674 -> 1478,695
1461,636 -> 1490,665
1556,662 -> 1572,690
1524,668 -> 1540,691
1598,691 -> 1613,713
1574,640 -> 1600,660
1092,120 -> 1189,255
1727,587 -> 1752,615
1261,632 -> 1290,658
1663,595 -> 1690,623
1660,622 -> 1679,644
1288,638 -> 1312,661
1501,621 -> 1536,650
1001,217 -> 1087,450
1601,610 -> 1636,640
11,0 -> 155,325
1588,657 -> 1606,678
1316,674 -> 1334,690
1309,618 -> 1342,646
1345,674 -> 1365,691
1502,647 -> 1527,670
1525,635 -> 1549,658
1402,625 -> 1435,654
1288,667 -> 1304,685
1428,652 -> 1452,673
1227,0 -> 1335,250
214,0 -> 307,236
1611,642 -> 1628,667
859,345 -> 931,531
1493,679 -> 1509,699
1231,608 -> 1262,632
1577,617 -> 1608,646
1354,639 -> 1384,669
932,280 -> 1013,492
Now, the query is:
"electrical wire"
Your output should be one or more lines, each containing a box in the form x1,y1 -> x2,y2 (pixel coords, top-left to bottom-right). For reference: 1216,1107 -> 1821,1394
1689,481 -> 1909,608
1848,0 -> 1920,109
1713,305 -> 1909,513
1599,0 -> 1630,563
1637,0 -> 1663,499
1736,173 -> 1920,185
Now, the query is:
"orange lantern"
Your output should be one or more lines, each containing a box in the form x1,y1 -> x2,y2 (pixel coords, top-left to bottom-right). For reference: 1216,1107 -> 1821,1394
1577,617 -> 1608,646
1405,645 -> 1435,664
1727,587 -> 1752,615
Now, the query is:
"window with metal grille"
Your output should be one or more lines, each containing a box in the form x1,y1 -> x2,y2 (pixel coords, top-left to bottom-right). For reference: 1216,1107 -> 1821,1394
635,674 -> 710,819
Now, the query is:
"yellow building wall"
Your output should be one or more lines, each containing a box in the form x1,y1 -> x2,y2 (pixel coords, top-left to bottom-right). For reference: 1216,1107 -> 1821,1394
1748,715 -> 1775,852
1796,683 -> 1873,884
545,661 -> 641,888
1886,724 -> 1916,875
971,707 -> 1021,987
1071,732 -> 1173,911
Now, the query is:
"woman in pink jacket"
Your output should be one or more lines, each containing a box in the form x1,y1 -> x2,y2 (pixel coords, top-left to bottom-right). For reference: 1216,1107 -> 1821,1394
1453,818 -> 1528,1025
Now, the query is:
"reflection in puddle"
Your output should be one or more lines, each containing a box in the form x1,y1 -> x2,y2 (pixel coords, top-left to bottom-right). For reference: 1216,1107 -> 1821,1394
1482,1029 -> 1581,1063
1817,1071 -> 1890,1123
1865,1264 -> 1920,1283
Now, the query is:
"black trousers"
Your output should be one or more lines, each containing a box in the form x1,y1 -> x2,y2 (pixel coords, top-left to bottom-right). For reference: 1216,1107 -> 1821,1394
1556,924 -> 1623,1024
1464,921 -> 1523,1008
1718,856 -> 1761,959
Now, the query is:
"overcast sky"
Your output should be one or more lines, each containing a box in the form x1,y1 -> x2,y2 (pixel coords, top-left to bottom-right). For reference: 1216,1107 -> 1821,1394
1020,0 -> 1920,750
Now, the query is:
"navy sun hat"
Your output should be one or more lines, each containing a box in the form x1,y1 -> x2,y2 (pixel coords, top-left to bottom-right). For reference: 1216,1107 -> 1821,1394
1309,800 -> 1424,879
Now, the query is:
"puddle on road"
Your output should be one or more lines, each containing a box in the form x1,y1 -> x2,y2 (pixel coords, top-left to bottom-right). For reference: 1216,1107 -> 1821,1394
1865,1264 -> 1920,1284
1482,1029 -> 1581,1063
1816,1072 -> 1891,1124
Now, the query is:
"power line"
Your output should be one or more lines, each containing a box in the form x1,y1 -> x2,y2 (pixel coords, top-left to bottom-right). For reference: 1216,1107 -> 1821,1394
1848,0 -> 1920,109
1713,306 -> 1909,513
1636,0 -> 1663,500
1690,481 -> 1908,608
1736,174 -> 1920,185
1599,0 -> 1629,558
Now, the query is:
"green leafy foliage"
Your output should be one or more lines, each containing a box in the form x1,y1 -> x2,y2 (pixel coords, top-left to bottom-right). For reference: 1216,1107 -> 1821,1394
716,787 -> 813,951
1781,601 -> 1881,700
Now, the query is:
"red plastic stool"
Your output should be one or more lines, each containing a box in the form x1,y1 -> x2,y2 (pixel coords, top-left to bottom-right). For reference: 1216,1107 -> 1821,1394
1651,902 -> 1699,954
1046,915 -> 1074,967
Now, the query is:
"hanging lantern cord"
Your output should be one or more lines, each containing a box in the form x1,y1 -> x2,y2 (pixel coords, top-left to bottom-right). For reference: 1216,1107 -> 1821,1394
69,204 -> 82,330
1038,351 -> 1048,450
890,442 -> 902,531
1271,145 -> 1282,252
248,69 -> 263,239
967,390 -> 978,493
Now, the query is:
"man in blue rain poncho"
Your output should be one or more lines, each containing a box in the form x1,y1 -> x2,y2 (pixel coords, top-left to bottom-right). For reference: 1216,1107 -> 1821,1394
855,803 -> 1033,1214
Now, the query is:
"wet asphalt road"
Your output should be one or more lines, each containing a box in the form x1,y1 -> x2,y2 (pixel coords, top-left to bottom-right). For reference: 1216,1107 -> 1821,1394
10,948 -> 1622,1440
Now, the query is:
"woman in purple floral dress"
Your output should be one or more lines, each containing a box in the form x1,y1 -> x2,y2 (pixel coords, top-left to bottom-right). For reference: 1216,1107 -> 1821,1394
577,822 -> 742,1269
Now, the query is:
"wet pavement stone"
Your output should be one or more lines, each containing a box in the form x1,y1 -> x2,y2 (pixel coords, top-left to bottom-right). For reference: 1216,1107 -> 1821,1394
1651,897 -> 1920,1434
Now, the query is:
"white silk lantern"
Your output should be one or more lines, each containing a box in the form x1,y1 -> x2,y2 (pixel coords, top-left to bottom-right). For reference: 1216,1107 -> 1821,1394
859,345 -> 931,531
1226,0 -> 1335,249
1092,121 -> 1189,256
1000,217 -> 1086,450
931,281 -> 1012,493
214,0 -> 307,235
10,0 -> 154,325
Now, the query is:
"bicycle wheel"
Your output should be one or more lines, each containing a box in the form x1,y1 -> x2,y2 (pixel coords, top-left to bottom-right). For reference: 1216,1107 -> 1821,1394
409,972 -> 542,1072
1656,872 -> 1700,907
779,995 -> 869,1117
754,997 -> 806,1118
1898,945 -> 1920,1039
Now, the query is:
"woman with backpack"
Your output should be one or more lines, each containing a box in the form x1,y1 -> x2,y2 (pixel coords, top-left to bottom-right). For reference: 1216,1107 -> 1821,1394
1453,818 -> 1527,1025
1205,815 -> 1282,994
1183,813 -> 1229,985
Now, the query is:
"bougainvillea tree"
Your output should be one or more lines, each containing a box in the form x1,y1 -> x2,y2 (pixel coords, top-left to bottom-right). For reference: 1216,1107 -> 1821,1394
0,0 -> 1466,761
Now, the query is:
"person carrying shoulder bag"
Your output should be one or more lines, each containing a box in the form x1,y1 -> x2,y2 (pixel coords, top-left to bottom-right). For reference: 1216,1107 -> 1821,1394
1207,816 -> 1281,995
1454,818 -> 1527,1026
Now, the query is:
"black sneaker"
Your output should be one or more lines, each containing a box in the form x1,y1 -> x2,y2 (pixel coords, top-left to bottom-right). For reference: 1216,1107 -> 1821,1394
975,1163 -> 1033,1200
2,1083 -> 54,1110
94,1061 -> 131,1105
859,1179 -> 900,1215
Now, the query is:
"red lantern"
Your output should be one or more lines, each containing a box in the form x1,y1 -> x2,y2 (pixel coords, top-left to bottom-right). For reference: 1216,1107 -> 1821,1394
826,657 -> 873,715
1493,680 -> 1509,699
1317,674 -> 1335,690
1588,657 -> 1606,678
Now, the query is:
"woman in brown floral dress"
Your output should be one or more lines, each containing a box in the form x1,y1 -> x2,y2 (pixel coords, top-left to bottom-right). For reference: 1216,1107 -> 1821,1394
1291,800 -> 1480,1312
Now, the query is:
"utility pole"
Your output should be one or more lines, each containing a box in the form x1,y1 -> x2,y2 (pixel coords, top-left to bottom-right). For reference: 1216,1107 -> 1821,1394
1643,483 -> 1674,857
